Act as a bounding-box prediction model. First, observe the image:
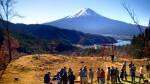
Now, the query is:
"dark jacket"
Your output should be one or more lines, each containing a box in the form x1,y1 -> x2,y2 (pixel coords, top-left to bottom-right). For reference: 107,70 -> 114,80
44,74 -> 51,83
68,74 -> 75,84
110,69 -> 116,76
146,64 -> 150,71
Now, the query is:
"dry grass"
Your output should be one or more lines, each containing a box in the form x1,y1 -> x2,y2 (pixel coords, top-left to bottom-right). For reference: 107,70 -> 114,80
0,54 -> 149,84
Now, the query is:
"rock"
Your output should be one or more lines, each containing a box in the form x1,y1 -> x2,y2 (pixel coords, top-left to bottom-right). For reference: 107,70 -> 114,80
14,78 -> 19,81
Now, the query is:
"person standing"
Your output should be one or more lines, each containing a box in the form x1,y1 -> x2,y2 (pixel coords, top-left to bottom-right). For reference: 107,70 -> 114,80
146,62 -> 150,78
129,61 -> 133,68
88,68 -> 94,84
100,69 -> 105,84
107,67 -> 111,84
68,72 -> 76,84
110,66 -> 116,84
44,72 -> 51,84
111,55 -> 115,62
115,68 -> 121,83
59,68 -> 64,84
68,68 -> 73,76
79,66 -> 88,84
96,68 -> 101,84
129,61 -> 133,76
62,67 -> 68,84
139,65 -> 145,83
131,64 -> 136,83
79,68 -> 83,84
122,61 -> 127,71
82,66 -> 88,84
121,61 -> 127,81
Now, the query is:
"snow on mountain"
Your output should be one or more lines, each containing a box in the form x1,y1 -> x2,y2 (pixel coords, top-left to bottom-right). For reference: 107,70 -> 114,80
66,8 -> 100,18
44,8 -> 145,36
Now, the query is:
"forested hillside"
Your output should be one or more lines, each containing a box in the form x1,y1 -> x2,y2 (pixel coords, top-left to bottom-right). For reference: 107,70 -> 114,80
131,22 -> 150,58
0,20 -> 116,53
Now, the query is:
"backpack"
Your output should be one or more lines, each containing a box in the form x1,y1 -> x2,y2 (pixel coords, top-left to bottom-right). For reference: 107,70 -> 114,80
111,69 -> 116,75
62,71 -> 67,79
81,70 -> 87,77
131,66 -> 136,73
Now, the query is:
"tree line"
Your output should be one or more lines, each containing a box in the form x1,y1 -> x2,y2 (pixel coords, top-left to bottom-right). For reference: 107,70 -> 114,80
131,22 -> 150,58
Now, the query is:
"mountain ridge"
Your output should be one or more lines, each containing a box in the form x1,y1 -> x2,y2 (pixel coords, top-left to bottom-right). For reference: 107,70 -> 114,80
45,8 -> 145,36
0,19 -> 116,53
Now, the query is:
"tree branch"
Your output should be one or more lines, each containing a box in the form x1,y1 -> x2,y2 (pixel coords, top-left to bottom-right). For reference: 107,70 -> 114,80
0,0 -> 7,18
122,3 -> 143,34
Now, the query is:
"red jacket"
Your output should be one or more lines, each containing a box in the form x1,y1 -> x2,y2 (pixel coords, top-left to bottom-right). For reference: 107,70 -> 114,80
100,71 -> 105,78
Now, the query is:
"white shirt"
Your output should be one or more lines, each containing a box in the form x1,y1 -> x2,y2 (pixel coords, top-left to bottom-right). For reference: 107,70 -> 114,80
140,67 -> 144,74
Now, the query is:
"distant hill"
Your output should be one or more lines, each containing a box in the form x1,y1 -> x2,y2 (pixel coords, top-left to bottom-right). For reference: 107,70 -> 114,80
45,8 -> 145,37
0,20 -> 116,53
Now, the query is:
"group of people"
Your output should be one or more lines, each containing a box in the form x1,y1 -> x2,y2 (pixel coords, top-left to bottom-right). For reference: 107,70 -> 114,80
44,61 -> 150,84
44,67 -> 75,84
107,61 -> 150,84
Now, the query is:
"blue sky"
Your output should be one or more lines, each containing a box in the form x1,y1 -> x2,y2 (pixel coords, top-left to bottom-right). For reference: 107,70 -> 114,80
11,0 -> 150,26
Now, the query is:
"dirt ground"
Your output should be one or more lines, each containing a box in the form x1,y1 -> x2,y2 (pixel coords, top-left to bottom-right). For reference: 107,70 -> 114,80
0,54 -> 149,84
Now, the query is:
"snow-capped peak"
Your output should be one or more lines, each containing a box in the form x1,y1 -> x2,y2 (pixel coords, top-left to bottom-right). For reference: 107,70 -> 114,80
66,8 -> 100,18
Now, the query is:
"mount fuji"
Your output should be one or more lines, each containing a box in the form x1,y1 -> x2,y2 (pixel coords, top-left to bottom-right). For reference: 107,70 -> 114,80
44,8 -> 145,37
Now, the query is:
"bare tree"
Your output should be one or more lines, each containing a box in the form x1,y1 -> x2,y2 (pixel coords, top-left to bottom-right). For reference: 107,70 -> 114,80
0,0 -> 16,78
122,3 -> 143,34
